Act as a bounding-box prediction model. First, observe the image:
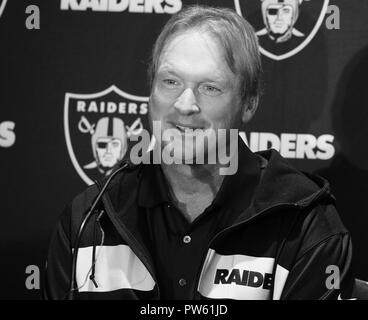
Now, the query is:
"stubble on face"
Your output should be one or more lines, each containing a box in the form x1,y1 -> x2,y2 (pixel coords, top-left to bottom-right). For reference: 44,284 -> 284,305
148,30 -> 244,166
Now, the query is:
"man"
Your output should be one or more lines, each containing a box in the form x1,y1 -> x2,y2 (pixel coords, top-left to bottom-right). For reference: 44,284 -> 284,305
44,5 -> 354,300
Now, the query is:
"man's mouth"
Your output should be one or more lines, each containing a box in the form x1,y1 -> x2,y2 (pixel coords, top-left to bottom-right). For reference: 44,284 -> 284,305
170,122 -> 205,133
176,125 -> 195,133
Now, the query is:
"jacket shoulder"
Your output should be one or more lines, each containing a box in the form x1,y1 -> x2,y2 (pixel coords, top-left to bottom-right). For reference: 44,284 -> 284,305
295,202 -> 350,261
65,166 -> 141,226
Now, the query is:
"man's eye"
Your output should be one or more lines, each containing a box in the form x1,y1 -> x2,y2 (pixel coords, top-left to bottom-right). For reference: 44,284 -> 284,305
162,79 -> 179,87
200,85 -> 222,96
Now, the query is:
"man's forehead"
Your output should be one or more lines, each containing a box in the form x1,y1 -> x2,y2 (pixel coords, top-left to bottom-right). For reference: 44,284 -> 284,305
161,32 -> 219,59
156,32 -> 235,82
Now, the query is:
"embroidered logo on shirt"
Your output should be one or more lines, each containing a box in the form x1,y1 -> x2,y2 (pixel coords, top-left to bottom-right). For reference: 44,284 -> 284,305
214,268 -> 274,290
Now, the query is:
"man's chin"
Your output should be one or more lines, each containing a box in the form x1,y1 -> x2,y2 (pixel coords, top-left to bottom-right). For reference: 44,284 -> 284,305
161,145 -> 195,164
161,143 -> 219,165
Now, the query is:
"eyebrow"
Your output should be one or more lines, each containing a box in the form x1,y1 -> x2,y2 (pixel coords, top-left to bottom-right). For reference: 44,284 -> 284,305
157,64 -> 229,85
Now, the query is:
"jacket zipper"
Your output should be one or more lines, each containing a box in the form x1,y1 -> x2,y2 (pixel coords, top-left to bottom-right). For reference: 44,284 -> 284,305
101,190 -> 318,299
101,193 -> 161,298
192,202 -> 300,299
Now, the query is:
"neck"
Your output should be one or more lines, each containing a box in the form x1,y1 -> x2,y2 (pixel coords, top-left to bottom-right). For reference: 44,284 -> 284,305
161,162 -> 225,200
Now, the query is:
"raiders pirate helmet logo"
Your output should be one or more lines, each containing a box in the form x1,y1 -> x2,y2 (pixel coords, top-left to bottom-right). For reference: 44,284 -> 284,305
234,0 -> 329,60
64,85 -> 148,185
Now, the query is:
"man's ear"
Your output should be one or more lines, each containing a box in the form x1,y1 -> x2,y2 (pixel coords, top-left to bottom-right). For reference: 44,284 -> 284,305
241,96 -> 259,123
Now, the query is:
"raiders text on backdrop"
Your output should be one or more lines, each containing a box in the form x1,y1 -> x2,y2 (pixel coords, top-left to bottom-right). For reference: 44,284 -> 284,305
0,121 -> 16,148
60,0 -> 182,13
240,132 -> 334,160
76,99 -> 148,115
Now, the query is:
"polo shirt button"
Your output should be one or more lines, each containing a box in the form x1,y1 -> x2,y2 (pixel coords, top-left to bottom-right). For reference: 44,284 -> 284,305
179,278 -> 187,286
183,235 -> 191,244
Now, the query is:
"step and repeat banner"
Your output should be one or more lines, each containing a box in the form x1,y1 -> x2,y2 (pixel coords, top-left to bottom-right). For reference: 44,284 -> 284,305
1,0 -> 368,299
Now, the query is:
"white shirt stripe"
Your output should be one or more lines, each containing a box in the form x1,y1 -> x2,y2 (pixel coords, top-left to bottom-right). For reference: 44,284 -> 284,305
76,245 -> 155,292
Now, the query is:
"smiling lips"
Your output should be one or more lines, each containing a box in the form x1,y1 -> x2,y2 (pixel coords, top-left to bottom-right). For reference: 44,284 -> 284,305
169,121 -> 205,133
176,124 -> 200,133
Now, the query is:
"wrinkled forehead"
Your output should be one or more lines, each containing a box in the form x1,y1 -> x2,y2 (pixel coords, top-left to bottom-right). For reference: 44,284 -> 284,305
156,29 -> 237,84
159,29 -> 225,64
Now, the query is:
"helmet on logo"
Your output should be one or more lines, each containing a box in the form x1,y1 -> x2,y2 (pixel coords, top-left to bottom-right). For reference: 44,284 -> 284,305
259,0 -> 306,43
91,117 -> 128,174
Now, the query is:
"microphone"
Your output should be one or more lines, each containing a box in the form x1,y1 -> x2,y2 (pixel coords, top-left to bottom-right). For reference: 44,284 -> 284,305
67,156 -> 138,299
116,156 -> 139,172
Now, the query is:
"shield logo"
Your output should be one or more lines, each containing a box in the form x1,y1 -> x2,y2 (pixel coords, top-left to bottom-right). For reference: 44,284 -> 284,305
234,0 -> 329,61
0,0 -> 7,18
64,85 -> 149,185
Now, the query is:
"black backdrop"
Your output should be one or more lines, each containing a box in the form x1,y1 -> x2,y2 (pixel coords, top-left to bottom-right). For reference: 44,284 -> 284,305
1,0 -> 368,299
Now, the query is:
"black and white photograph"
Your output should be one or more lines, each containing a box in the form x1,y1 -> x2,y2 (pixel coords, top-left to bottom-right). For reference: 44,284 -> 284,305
1,0 -> 368,307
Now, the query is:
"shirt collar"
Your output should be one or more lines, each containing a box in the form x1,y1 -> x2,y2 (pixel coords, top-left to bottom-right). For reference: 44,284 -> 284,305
138,162 -> 170,208
138,141 -> 261,212
211,140 -> 261,213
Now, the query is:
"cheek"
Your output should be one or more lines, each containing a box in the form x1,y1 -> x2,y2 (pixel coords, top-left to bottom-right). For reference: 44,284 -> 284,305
149,87 -> 175,120
204,108 -> 229,126
201,96 -> 242,128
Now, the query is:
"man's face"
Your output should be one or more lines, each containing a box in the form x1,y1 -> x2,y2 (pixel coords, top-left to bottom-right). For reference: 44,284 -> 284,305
149,30 -> 243,162
266,4 -> 294,35
95,137 -> 122,168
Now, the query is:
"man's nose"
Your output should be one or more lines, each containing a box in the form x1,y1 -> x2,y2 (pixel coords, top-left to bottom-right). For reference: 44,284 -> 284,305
173,88 -> 200,115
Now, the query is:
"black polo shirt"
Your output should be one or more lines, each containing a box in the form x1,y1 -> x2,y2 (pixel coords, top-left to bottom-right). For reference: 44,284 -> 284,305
137,143 -> 261,299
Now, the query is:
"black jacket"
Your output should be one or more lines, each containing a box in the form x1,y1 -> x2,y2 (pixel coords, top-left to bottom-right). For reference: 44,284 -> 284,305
43,149 -> 354,300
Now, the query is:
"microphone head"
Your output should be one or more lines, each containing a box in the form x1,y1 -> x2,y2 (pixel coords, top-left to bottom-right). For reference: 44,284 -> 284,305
118,158 -> 137,171
114,148 -> 152,173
